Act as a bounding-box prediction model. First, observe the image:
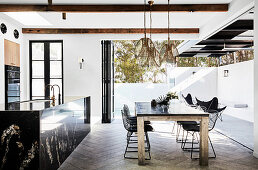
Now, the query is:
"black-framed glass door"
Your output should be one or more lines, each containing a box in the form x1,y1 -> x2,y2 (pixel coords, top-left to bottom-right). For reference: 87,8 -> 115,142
29,40 -> 64,103
101,40 -> 114,123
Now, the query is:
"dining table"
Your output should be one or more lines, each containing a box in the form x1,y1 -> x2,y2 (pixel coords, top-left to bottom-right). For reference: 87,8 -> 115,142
135,101 -> 210,166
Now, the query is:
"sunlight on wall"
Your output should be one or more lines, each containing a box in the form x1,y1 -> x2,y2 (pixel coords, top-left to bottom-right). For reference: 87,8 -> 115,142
169,68 -> 216,93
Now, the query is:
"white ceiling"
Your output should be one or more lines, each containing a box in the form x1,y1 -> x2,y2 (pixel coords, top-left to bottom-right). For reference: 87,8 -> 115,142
0,0 -> 232,5
7,12 -> 220,28
0,0 -> 232,39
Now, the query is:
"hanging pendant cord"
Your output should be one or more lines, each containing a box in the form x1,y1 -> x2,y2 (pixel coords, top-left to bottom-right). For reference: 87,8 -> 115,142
150,2 -> 152,40
144,0 -> 146,39
168,0 -> 170,42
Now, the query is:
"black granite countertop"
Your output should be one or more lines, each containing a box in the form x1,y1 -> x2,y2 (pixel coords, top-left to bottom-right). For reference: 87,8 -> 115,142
0,99 -> 55,111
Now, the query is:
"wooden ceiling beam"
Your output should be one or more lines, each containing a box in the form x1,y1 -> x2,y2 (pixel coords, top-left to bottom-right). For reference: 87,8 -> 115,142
22,28 -> 199,34
0,4 -> 228,13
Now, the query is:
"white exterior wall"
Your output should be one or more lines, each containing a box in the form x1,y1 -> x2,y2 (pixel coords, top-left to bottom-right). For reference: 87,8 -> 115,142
180,68 -> 218,101
168,67 -> 218,101
218,61 -> 254,122
0,18 -> 24,104
115,83 -> 170,111
218,60 -> 254,108
253,0 -> 258,158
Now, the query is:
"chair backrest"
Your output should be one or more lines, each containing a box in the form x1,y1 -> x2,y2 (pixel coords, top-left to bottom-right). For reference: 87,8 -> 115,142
196,97 -> 210,111
123,104 -> 130,116
121,107 -> 131,131
182,93 -> 194,105
207,97 -> 218,111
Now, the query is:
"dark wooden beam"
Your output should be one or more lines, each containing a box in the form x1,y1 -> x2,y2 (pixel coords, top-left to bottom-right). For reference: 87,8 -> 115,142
22,28 -> 199,34
0,4 -> 228,13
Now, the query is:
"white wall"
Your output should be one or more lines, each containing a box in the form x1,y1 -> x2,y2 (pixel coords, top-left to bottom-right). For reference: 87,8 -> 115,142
23,34 -> 102,120
168,67 -> 218,101
253,0 -> 258,158
218,60 -> 254,122
114,83 -> 170,111
0,17 -> 24,104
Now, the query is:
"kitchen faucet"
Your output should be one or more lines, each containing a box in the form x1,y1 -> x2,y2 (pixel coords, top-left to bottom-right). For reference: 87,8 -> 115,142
52,84 -> 61,105
45,84 -> 55,106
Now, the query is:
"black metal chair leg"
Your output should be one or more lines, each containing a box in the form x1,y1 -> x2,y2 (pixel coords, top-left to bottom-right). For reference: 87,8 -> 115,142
176,124 -> 182,142
191,132 -> 195,159
181,130 -> 185,148
209,136 -> 216,158
182,131 -> 189,150
124,133 -> 130,158
172,121 -> 176,134
145,132 -> 151,150
145,132 -> 151,159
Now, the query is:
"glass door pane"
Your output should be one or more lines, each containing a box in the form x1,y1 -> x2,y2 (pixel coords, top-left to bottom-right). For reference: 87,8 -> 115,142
32,43 -> 44,60
50,43 -> 62,60
32,79 -> 45,97
32,61 -> 44,78
50,61 -> 62,78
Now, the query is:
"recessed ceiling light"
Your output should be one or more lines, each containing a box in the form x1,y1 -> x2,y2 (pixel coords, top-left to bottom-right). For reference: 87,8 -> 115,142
4,12 -> 51,26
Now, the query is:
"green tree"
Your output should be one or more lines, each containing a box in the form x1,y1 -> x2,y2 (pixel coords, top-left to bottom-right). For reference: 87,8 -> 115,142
114,40 -> 148,83
114,40 -> 182,83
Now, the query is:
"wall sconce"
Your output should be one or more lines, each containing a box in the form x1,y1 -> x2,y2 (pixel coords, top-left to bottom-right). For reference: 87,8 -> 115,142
78,57 -> 85,70
224,70 -> 229,77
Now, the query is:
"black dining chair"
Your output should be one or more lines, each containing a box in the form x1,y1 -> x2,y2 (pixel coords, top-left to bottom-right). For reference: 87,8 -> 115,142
195,97 -> 211,111
172,94 -> 197,143
181,108 -> 222,159
121,105 -> 153,159
196,97 -> 226,121
182,93 -> 196,107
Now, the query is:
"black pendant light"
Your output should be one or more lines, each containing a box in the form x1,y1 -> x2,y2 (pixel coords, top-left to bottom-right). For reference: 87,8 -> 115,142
1,23 -> 7,34
14,29 -> 19,39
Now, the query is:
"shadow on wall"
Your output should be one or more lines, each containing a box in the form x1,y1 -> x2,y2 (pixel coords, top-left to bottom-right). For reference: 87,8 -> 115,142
170,68 -> 217,101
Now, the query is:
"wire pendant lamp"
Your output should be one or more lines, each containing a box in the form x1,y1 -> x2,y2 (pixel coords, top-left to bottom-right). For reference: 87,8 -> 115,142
160,0 -> 179,65
135,0 -> 161,67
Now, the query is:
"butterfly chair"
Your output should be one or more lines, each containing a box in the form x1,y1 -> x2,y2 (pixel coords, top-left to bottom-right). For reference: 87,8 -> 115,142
182,93 -> 196,107
197,97 -> 226,121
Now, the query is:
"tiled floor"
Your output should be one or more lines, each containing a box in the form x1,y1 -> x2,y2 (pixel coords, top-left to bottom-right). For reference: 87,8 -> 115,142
59,119 -> 258,170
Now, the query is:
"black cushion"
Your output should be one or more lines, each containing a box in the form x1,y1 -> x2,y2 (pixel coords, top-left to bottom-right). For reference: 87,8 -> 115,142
177,121 -> 198,125
129,124 -> 153,132
182,124 -> 200,132
128,116 -> 151,125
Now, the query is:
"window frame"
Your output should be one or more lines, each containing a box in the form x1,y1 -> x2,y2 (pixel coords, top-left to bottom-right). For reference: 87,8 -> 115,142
29,40 -> 64,103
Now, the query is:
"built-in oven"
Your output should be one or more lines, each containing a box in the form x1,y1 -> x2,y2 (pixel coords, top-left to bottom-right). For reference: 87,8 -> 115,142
5,65 -> 20,108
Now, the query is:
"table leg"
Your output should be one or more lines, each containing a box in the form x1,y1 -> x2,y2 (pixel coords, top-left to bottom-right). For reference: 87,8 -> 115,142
199,117 -> 209,166
137,116 -> 145,165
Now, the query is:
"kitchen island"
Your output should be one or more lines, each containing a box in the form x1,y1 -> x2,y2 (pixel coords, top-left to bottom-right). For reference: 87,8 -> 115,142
0,97 -> 91,170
